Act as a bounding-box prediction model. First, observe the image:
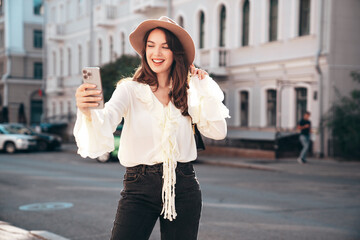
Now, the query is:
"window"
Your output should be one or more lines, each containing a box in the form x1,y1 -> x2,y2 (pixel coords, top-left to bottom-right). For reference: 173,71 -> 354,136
33,0 -> 43,15
219,5 -> 226,47
178,16 -> 184,28
60,48 -> 64,76
240,91 -> 249,127
33,30 -> 43,48
120,33 -> 125,56
0,61 -> 4,76
98,39 -> 102,65
68,48 -> 71,76
34,62 -> 43,79
78,45 -> 82,73
0,0 -> 4,16
267,89 -> 277,126
52,51 -> 56,75
242,0 -> 250,46
110,36 -> 114,62
296,88 -> 307,123
199,11 -> 205,49
60,101 -> 64,115
299,0 -> 311,36
269,0 -> 278,42
0,29 -> 4,48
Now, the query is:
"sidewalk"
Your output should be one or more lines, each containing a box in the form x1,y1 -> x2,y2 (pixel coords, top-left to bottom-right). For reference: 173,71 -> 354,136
196,154 -> 360,177
0,221 -> 70,240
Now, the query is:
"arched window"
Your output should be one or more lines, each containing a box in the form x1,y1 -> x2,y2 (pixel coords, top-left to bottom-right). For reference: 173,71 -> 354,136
120,32 -> 125,56
240,91 -> 249,126
98,39 -> 102,65
242,0 -> 250,46
299,0 -> 311,36
67,48 -> 71,76
78,45 -> 82,73
199,11 -> 205,49
219,5 -> 226,47
178,16 -> 184,28
60,48 -> 63,76
269,0 -> 278,41
295,88 -> 307,123
109,36 -> 114,62
267,89 -> 277,126
52,51 -> 56,76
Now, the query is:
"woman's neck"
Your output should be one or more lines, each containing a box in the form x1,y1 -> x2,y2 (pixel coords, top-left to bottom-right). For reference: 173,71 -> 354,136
156,72 -> 171,89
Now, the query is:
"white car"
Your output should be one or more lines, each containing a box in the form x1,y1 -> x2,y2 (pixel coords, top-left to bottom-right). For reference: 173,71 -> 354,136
0,124 -> 38,153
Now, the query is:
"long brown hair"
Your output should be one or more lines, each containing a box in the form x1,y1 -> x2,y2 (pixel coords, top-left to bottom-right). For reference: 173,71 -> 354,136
133,27 -> 190,116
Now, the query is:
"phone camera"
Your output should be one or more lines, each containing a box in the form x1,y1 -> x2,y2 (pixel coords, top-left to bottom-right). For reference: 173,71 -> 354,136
83,75 -> 88,79
82,70 -> 87,74
87,72 -> 92,77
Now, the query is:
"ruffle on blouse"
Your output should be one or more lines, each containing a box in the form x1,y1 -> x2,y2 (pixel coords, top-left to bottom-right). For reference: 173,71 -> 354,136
133,81 -> 180,221
188,75 -> 230,129
73,109 -> 115,159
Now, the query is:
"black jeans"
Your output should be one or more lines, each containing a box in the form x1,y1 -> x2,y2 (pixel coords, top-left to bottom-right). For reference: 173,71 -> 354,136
110,162 -> 202,240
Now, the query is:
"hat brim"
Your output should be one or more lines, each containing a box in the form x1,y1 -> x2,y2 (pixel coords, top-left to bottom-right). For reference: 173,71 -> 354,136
129,19 -> 195,64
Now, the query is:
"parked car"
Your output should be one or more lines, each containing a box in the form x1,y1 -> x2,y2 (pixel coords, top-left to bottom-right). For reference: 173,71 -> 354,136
6,123 -> 62,151
0,124 -> 38,153
97,125 -> 122,163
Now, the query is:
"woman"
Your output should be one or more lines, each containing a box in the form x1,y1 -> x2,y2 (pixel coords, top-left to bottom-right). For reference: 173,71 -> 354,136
74,16 -> 230,240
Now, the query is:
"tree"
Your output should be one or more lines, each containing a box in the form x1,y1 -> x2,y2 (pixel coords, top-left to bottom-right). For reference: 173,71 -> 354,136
100,54 -> 141,102
326,71 -> 360,159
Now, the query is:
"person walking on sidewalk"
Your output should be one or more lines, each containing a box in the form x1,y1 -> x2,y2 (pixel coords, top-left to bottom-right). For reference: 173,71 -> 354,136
73,16 -> 230,240
297,111 -> 311,164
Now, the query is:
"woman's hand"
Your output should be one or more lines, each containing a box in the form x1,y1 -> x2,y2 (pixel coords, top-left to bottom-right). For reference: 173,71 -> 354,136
75,83 -> 103,119
190,64 -> 208,80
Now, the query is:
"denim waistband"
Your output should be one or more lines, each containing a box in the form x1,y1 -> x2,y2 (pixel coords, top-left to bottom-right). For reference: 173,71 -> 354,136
126,162 -> 193,174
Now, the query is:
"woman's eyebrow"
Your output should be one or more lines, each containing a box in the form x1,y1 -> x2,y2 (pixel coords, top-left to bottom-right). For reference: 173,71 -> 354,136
147,40 -> 168,45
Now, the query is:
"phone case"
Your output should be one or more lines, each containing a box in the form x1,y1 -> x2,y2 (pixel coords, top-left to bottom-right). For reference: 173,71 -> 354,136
82,67 -> 104,109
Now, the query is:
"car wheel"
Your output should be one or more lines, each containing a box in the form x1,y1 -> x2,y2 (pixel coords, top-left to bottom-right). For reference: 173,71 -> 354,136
38,141 -> 48,151
5,142 -> 16,154
97,153 -> 111,163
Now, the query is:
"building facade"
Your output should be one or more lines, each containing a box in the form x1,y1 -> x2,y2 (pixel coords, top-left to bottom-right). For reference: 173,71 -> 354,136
45,0 -> 360,156
0,0 -> 44,125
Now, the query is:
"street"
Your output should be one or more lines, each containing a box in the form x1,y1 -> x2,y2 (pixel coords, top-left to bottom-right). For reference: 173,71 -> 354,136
0,149 -> 360,240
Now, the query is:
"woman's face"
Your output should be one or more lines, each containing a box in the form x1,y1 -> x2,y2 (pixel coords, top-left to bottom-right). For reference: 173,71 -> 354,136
146,28 -> 174,76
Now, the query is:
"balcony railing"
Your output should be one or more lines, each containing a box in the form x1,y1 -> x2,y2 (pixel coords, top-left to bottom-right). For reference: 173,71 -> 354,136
197,47 -> 229,77
94,4 -> 118,28
47,24 -> 65,42
131,0 -> 167,13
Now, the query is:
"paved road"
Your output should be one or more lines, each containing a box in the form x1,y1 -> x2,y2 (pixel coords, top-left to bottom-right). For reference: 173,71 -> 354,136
0,150 -> 359,240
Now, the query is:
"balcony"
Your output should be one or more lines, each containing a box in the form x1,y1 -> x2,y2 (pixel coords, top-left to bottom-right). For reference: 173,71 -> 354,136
197,47 -> 229,77
46,77 -> 64,96
130,0 -> 167,13
94,4 -> 118,28
47,24 -> 65,42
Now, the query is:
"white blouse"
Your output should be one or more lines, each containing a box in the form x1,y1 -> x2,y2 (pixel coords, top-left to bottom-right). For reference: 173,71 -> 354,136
73,75 -> 230,220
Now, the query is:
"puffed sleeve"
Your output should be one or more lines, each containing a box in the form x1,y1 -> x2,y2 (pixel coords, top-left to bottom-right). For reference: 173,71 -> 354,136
188,75 -> 230,140
73,81 -> 131,158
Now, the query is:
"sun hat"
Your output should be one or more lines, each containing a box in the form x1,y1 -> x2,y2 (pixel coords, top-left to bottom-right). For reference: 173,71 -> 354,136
129,16 -> 195,64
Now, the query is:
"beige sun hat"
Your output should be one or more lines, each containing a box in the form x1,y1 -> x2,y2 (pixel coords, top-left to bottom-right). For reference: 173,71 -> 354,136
129,16 -> 195,64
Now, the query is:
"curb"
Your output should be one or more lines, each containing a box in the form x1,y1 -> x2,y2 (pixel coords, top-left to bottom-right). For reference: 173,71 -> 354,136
0,221 -> 70,240
196,158 -> 278,172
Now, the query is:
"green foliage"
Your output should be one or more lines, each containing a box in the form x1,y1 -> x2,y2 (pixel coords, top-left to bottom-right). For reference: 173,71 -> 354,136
100,54 -> 141,102
326,71 -> 360,159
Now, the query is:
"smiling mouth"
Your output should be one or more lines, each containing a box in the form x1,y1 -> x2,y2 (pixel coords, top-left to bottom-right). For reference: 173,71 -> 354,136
152,59 -> 165,64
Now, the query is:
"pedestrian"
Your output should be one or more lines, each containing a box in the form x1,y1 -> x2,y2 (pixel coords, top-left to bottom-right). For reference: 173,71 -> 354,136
297,111 -> 311,164
73,16 -> 230,240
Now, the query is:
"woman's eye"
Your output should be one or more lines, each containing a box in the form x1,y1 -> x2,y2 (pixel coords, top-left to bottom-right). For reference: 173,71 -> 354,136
163,46 -> 169,49
147,45 -> 154,48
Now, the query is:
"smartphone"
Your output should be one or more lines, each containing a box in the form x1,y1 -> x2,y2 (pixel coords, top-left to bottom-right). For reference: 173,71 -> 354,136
82,67 -> 104,109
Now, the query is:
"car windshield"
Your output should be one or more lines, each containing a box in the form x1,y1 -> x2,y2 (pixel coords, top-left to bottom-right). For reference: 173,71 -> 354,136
8,125 -> 33,135
0,125 -> 20,134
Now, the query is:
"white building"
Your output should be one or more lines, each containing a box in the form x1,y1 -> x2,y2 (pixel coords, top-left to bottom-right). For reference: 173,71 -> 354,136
45,0 -> 360,157
0,0 -> 44,124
